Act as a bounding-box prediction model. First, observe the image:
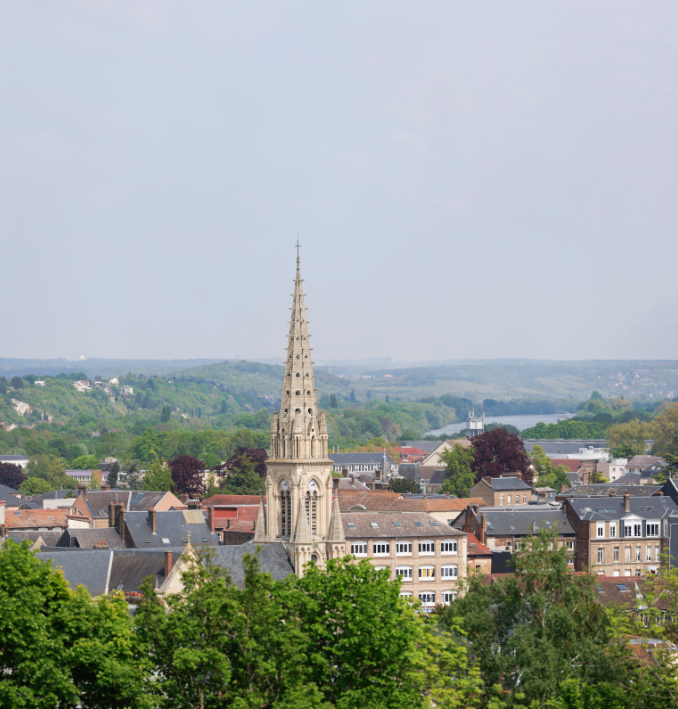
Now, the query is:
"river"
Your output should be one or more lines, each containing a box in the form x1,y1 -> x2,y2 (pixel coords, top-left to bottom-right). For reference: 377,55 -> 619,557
428,413 -> 575,437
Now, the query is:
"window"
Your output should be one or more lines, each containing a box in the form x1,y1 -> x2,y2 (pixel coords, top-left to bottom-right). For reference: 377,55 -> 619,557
613,569 -> 620,577
396,566 -> 413,580
610,524 -> 617,538
418,541 -> 435,555
419,592 -> 435,605
624,524 -> 632,537
613,546 -> 620,562
418,566 -> 435,579
625,569 -> 632,577
441,591 -> 457,604
351,543 -> 367,556
441,541 -> 457,554
447,519 -> 454,526
523,495 -> 527,504
635,569 -> 642,577
597,548 -> 604,564
374,565 -> 388,572
656,545 -> 661,561
370,522 -> 379,528
514,541 -> 521,551
568,540 -> 575,551
634,524 -> 642,537
646,546 -> 653,562
499,495 -> 504,505
396,542 -> 412,554
373,542 -> 390,556
399,591 -> 413,598
441,564 -> 458,578
162,538 -> 171,544
647,523 -> 660,537
624,546 -> 631,562
597,525 -> 605,538
635,546 -> 642,562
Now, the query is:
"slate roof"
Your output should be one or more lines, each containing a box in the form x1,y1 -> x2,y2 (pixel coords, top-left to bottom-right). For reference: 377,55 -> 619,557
211,544 -> 295,587
457,509 -> 576,536
342,511 -> 466,539
128,491 -> 175,511
0,483 -> 20,495
429,469 -> 447,485
26,489 -> 81,506
109,549 -> 172,593
6,531 -> 63,547
0,455 -> 29,463
37,550 -> 112,596
0,492 -> 22,507
124,510 -> 220,548
558,484 -> 660,498
627,456 -> 664,468
481,476 -> 532,491
566,472 -> 582,485
399,441 -> 442,454
522,440 -> 609,455
612,473 -> 655,486
398,463 -> 421,481
329,453 -> 395,467
203,495 -> 262,507
566,496 -> 678,522
56,528 -> 127,549
336,477 -> 370,491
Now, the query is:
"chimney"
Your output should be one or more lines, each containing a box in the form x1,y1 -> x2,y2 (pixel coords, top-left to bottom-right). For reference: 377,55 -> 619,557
180,493 -> 189,505
445,492 -> 450,499
609,489 -> 617,497
480,513 -> 487,545
342,467 -> 349,478
332,477 -> 340,490
108,502 -> 116,527
78,484 -> 88,500
624,493 -> 630,512
164,550 -> 173,578
101,482 -> 110,491
115,502 -> 126,536
226,518 -> 232,529
0,525 -> 6,539
0,500 -> 5,526
188,500 -> 202,510
148,508 -> 157,534
207,506 -> 215,533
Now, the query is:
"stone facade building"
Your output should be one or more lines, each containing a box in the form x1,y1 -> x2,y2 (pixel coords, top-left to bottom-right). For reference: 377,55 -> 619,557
469,475 -> 534,507
254,256 -> 346,574
563,492 -> 678,577
341,511 -> 467,607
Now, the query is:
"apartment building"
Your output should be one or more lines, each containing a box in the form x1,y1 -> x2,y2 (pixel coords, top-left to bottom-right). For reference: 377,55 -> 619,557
469,475 -> 534,506
564,492 -> 678,577
341,511 -> 467,609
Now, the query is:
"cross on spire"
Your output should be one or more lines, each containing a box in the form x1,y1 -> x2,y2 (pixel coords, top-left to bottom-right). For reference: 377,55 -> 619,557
295,238 -> 302,260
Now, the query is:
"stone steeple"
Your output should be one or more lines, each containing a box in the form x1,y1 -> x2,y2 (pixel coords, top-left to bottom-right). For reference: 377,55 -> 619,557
261,253 -> 345,576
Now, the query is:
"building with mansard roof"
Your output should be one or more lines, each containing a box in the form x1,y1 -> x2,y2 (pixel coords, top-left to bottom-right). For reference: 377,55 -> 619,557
253,254 -> 346,575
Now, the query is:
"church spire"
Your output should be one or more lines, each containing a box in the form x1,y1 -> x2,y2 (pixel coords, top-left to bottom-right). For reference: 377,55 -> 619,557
270,251 -> 327,461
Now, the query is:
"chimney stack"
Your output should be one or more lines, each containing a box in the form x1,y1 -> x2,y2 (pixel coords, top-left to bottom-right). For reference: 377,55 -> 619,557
101,482 -> 110,491
114,502 -> 125,536
148,508 -> 157,534
78,484 -> 88,500
332,477 -> 340,490
480,513 -> 487,545
609,489 -> 617,497
180,493 -> 189,505
0,525 -> 6,539
445,492 -> 450,499
108,501 -> 116,527
207,506 -> 215,533
624,493 -> 630,512
342,467 -> 349,478
164,551 -> 173,578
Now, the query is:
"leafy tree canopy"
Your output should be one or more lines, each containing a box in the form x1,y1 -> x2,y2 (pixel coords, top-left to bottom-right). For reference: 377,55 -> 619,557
69,454 -> 100,470
19,477 -> 54,496
0,462 -> 27,490
439,443 -> 476,498
387,477 -> 419,494
471,428 -> 533,486
168,454 -> 205,496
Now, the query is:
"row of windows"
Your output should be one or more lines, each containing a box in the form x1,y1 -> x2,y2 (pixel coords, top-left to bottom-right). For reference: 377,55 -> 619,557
499,495 -> 528,505
399,591 -> 458,604
597,545 -> 661,563
395,565 -> 458,580
351,540 -> 458,556
595,522 -> 662,539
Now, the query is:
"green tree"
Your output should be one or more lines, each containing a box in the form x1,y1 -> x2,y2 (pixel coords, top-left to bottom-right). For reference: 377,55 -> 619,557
143,456 -> 173,492
19,477 -> 54,496
607,419 -> 654,456
69,454 -> 100,470
387,477 -> 419,494
611,443 -> 635,458
330,394 -> 338,408
439,443 -> 476,498
108,461 -> 120,488
530,444 -> 571,491
27,454 -> 75,489
160,405 -> 172,423
10,376 -> 24,389
219,455 -> 264,495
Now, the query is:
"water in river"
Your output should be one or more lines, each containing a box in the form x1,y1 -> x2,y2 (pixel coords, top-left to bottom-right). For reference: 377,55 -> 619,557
428,413 -> 574,436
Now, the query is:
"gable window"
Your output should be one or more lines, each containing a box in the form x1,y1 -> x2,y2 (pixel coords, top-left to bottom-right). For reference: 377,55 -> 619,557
441,564 -> 458,578
396,566 -> 412,581
396,542 -> 412,554
373,542 -> 390,556
351,542 -> 367,556
634,524 -> 642,537
418,566 -> 435,579
624,524 -> 632,537
441,541 -> 457,554
647,523 -> 659,537
418,541 -> 435,555
609,523 -> 617,538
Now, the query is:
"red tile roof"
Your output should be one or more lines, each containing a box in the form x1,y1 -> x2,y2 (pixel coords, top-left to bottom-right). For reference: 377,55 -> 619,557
549,459 -> 583,472
203,495 -> 262,507
466,533 -> 491,555
5,508 -> 74,529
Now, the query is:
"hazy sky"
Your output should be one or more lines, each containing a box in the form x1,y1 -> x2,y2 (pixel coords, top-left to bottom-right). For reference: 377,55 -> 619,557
1,1 -> 677,362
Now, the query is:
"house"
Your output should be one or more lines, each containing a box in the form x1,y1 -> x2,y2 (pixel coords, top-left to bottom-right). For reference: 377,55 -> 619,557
563,492 -> 678,577
342,511 -> 468,607
0,502 -> 92,535
394,447 -> 428,464
556,484 -> 661,501
522,440 -> 609,457
456,504 -> 576,558
466,532 -> 492,576
337,491 -> 487,526
109,505 -> 220,549
0,454 -> 29,469
328,452 -> 397,477
54,527 -> 128,549
68,488 -> 184,527
534,487 -> 556,502
597,459 -> 629,482
202,495 -> 262,544
122,386 -> 134,395
0,491 -> 23,511
210,544 -> 296,586
627,456 -> 665,475
65,470 -> 110,487
399,440 -> 444,455
73,380 -> 91,393
108,377 -> 119,386
469,475 -> 534,506
4,530 -> 64,550
419,439 -> 472,481
34,380 -> 45,387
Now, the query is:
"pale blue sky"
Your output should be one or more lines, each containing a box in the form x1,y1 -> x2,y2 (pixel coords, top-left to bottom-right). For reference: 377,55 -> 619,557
1,1 -> 676,361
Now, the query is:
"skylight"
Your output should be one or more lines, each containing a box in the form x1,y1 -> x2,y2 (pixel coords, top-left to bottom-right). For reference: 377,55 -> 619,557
616,584 -> 629,591
509,525 -> 516,530
607,508 -> 616,513
430,521 -> 438,526
393,522 -> 402,527
596,508 -> 607,513
583,507 -> 592,512
347,523 -> 355,528
162,538 -> 171,544
370,522 -> 379,528
414,522 -> 423,527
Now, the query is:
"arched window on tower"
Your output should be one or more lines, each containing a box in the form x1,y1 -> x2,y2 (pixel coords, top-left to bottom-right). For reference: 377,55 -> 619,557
280,483 -> 291,537
305,490 -> 318,535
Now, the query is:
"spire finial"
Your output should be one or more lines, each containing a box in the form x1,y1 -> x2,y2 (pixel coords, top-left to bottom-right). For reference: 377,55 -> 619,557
295,238 -> 301,262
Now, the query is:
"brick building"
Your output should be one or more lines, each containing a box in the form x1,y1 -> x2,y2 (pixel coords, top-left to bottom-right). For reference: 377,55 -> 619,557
469,475 -> 534,507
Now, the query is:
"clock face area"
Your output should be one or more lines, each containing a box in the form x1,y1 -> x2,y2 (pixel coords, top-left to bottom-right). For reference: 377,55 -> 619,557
280,479 -> 289,491
307,479 -> 317,491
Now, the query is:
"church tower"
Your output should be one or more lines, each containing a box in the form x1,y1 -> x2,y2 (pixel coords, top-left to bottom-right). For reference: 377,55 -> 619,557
256,251 -> 345,575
